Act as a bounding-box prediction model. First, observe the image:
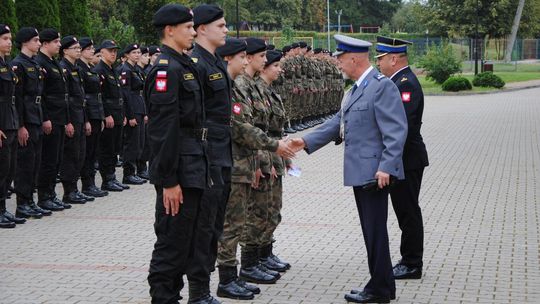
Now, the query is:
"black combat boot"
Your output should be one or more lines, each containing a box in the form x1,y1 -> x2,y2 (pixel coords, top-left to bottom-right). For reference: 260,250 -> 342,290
216,266 -> 254,300
188,281 -> 221,304
269,243 -> 291,269
259,243 -> 287,272
239,246 -> 278,284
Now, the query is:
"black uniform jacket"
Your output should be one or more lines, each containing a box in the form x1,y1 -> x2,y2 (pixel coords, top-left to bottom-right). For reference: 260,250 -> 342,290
11,53 -> 44,126
94,60 -> 124,125
391,66 -> 429,171
35,51 -> 69,125
119,62 -> 146,119
77,60 -> 104,121
191,44 -> 233,169
60,58 -> 86,124
0,57 -> 19,131
145,45 -> 208,190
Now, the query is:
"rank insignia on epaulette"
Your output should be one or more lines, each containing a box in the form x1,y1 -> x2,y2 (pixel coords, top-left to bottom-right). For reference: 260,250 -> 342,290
401,77 -> 408,82
155,70 -> 167,92
376,74 -> 385,80
191,57 -> 198,63
158,59 -> 168,65
232,103 -> 242,115
108,75 -> 115,80
209,72 -> 222,81
183,73 -> 194,80
52,68 -> 59,73
71,72 -> 78,76
26,67 -> 34,72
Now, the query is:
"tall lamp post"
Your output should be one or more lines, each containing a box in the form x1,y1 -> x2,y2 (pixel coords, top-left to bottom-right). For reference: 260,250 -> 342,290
236,0 -> 240,38
335,9 -> 343,33
474,0 -> 479,75
327,0 -> 331,50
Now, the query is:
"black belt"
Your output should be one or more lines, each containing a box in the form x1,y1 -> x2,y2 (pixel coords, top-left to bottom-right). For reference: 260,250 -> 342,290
85,93 -> 102,103
179,127 -> 208,141
104,98 -> 123,106
46,93 -> 69,102
0,96 -> 15,105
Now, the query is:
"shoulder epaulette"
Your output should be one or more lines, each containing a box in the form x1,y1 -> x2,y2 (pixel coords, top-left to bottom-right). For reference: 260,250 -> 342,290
157,58 -> 169,66
375,73 -> 385,80
191,57 -> 198,63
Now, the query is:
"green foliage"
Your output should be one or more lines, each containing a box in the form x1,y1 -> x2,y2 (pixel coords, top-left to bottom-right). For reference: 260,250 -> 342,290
418,43 -> 462,84
59,0 -> 90,36
128,0 -> 168,45
16,0 -> 61,30
390,0 -> 428,34
88,13 -> 136,49
441,76 -> 472,91
0,0 -> 18,31
472,72 -> 505,88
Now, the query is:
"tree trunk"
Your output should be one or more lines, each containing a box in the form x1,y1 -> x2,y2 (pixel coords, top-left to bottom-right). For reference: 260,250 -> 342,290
504,0 -> 525,62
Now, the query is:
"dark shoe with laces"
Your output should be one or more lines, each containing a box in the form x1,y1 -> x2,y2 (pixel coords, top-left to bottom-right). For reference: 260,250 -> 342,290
83,185 -> 109,197
123,175 -> 145,185
0,212 -> 16,228
235,279 -> 260,295
52,197 -> 71,209
239,266 -> 278,284
345,290 -> 390,303
393,263 -> 422,280
101,180 -> 123,192
216,280 -> 254,300
16,204 -> 43,219
257,263 -> 280,279
260,257 -> 288,272
270,254 -> 291,269
3,210 -> 26,224
62,192 -> 86,205
37,199 -> 63,212
113,179 -> 130,189
188,294 -> 222,304
76,191 -> 95,202
350,289 -> 395,300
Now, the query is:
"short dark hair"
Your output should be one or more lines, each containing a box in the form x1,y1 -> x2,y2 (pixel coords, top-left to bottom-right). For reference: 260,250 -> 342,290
156,26 -> 166,40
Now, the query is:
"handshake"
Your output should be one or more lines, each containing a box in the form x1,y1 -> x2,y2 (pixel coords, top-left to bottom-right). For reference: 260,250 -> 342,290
275,138 -> 306,159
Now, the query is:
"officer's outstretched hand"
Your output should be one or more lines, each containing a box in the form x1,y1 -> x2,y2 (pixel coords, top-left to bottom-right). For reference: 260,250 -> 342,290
163,184 -> 183,216
288,138 -> 306,153
276,140 -> 296,159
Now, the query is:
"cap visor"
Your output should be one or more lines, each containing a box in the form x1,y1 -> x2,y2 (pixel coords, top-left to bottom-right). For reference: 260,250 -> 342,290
332,50 -> 345,57
375,52 -> 388,59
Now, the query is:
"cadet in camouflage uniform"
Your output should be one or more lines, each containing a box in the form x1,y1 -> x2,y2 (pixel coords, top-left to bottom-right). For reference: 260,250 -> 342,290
255,50 -> 292,273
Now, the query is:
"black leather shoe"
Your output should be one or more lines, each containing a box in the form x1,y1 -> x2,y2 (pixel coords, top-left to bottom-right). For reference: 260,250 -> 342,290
137,171 -> 150,180
257,263 -> 280,279
345,291 -> 390,303
350,290 -> 395,300
113,179 -> 130,189
16,204 -> 43,219
76,191 -> 95,202
393,263 -> 422,280
102,180 -> 123,192
188,294 -> 221,304
239,266 -> 278,284
83,186 -> 109,197
270,254 -> 291,269
3,211 -> 26,224
236,279 -> 260,295
217,280 -> 254,300
284,127 -> 297,134
123,175 -> 145,185
0,213 -> 16,228
260,257 -> 288,272
52,197 -> 71,209
63,192 -> 86,204
37,200 -> 63,212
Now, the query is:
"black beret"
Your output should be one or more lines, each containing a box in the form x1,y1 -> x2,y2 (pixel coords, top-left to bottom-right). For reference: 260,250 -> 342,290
267,44 -> 275,51
148,45 -> 161,56
15,27 -> 39,44
79,37 -> 94,50
298,41 -> 307,48
216,38 -> 247,57
245,38 -> 267,55
60,35 -> 78,51
124,43 -> 140,54
282,45 -> 292,54
153,4 -> 193,27
193,4 -> 224,28
290,42 -> 299,49
39,28 -> 60,43
141,46 -> 149,55
265,50 -> 282,67
313,48 -> 322,54
307,46 -> 312,51
0,24 -> 11,36
95,46 -> 102,53
99,39 -> 120,50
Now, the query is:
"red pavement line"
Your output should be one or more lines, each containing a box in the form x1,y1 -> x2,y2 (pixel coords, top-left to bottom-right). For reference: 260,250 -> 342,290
0,263 -> 148,272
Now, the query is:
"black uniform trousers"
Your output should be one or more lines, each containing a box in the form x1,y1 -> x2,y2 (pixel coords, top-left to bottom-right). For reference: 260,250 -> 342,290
148,186 -> 204,304
98,124 -> 122,181
137,124 -> 150,173
352,187 -> 396,298
81,120 -> 102,189
60,123 -> 85,194
0,131 -> 17,210
37,124 -> 65,201
186,166 -> 231,285
123,114 -> 144,176
390,168 -> 425,268
14,125 -> 42,204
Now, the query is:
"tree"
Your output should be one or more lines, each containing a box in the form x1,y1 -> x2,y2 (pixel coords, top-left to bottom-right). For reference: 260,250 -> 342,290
390,1 -> 427,33
1,0 -> 18,31
128,0 -> 168,45
59,0 -> 91,36
16,0 -> 61,30
504,0 -> 525,62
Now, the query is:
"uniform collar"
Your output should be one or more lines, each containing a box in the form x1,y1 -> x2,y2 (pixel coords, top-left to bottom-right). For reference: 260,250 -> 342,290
390,65 -> 409,81
193,44 -> 219,63
354,66 -> 374,88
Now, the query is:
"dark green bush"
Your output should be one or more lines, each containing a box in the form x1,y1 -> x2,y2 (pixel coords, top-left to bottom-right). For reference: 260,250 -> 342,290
418,43 -> 462,84
472,72 -> 505,88
441,76 -> 472,92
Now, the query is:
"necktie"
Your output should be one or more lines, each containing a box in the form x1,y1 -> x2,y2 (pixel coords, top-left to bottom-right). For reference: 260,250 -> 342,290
339,84 -> 358,140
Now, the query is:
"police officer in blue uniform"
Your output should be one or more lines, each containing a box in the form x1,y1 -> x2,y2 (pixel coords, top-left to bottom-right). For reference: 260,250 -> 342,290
375,36 -> 429,280
0,24 -> 26,228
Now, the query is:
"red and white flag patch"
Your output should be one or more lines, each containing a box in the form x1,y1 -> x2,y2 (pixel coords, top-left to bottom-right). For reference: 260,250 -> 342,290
232,103 -> 242,115
155,71 -> 167,92
401,92 -> 411,103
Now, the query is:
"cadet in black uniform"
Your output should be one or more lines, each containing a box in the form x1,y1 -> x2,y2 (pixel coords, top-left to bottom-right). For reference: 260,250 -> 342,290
190,3 -> 232,298
376,36 -> 429,280
146,4 -> 216,304
94,40 -> 128,192
35,28 -> 71,211
144,46 -> 161,75
78,37 -> 108,198
137,46 -> 151,181
12,27 -> 51,219
0,24 -> 26,228
59,36 -> 94,204
119,43 -> 147,185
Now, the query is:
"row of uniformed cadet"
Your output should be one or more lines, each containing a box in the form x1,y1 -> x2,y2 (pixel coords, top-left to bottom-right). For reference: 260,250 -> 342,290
0,24 -> 162,228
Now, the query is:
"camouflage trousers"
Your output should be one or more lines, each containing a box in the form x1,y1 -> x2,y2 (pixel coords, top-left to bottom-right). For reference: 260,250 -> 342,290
240,176 -> 272,249
260,176 -> 283,246
217,182 -> 251,267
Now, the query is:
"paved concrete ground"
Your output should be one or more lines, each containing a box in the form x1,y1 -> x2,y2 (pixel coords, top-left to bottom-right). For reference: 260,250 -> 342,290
1,88 -> 540,304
